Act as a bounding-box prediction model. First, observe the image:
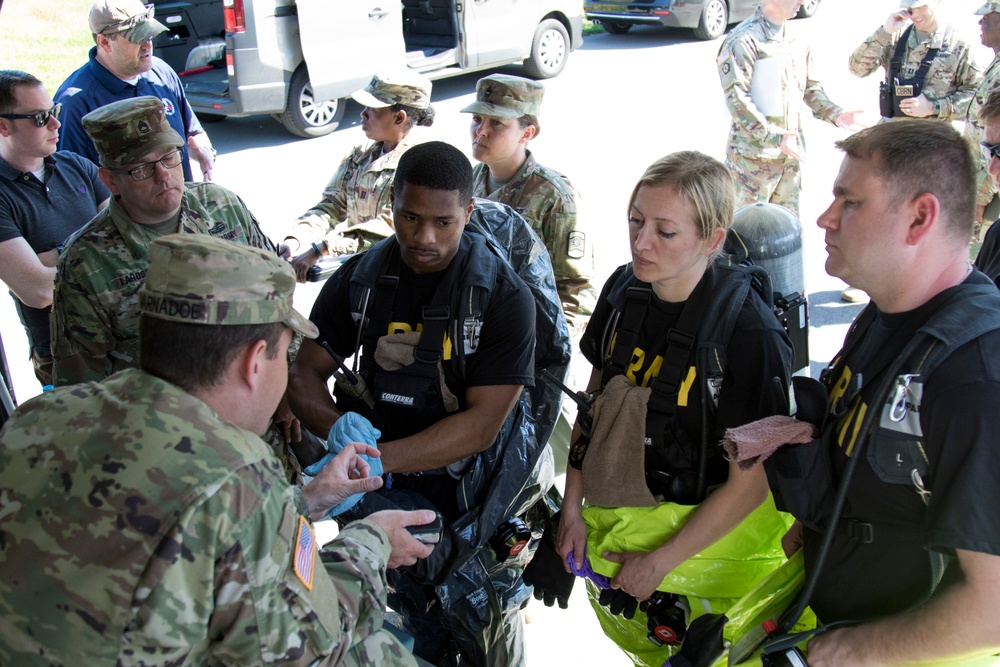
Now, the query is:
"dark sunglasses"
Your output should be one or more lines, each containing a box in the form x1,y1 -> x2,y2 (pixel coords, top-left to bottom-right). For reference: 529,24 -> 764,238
0,103 -> 62,128
100,4 -> 155,35
981,141 -> 1000,162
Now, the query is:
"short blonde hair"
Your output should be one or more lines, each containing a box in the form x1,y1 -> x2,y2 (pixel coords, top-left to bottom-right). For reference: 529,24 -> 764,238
627,151 -> 734,257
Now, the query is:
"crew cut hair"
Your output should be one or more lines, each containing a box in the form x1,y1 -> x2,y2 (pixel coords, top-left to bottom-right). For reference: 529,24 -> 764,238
393,140 -> 473,203
0,70 -> 43,115
836,120 -> 975,242
139,318 -> 285,392
627,150 -> 735,259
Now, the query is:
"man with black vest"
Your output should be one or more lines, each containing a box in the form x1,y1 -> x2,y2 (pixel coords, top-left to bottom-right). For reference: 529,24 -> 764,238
768,120 -> 1000,665
288,141 -> 541,667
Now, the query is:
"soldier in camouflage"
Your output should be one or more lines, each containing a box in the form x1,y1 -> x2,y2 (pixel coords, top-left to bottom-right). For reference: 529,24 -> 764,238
461,73 -> 595,329
967,1 -> 1000,234
850,0 -> 982,123
280,71 -> 434,282
0,233 -> 435,666
718,0 -> 862,219
49,95 -> 276,387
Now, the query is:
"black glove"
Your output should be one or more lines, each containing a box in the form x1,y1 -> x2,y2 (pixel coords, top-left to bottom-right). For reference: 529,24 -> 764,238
522,511 -> 575,609
598,587 -> 639,620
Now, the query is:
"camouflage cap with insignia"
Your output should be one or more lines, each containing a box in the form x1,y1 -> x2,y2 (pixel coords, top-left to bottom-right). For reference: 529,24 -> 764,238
82,96 -> 184,168
899,0 -> 932,8
460,74 -> 544,119
351,71 -> 433,110
975,0 -> 1000,14
139,234 -> 319,338
89,0 -> 167,44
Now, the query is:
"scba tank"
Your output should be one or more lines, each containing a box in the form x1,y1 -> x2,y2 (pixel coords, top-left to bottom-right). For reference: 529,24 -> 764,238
730,202 -> 804,299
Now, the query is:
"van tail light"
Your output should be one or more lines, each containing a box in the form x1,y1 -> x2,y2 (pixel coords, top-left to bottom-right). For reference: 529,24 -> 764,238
223,0 -> 245,33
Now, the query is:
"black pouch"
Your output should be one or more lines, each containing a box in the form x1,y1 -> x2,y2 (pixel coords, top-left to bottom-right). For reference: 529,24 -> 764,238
879,80 -> 894,118
892,78 -> 923,117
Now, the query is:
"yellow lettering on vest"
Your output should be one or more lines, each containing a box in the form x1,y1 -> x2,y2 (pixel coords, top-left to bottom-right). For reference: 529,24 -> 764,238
677,366 -> 697,407
834,400 -> 868,457
640,354 -> 664,388
626,347 -> 645,385
385,322 -> 453,361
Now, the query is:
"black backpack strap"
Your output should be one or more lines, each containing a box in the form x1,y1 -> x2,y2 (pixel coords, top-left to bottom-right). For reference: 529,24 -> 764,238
889,25 -> 911,79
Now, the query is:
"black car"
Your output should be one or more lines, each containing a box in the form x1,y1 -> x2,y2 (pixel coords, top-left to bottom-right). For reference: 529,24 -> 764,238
584,0 -> 819,41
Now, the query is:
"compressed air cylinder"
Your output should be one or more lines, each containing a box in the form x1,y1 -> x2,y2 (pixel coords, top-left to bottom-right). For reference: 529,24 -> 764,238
731,203 -> 804,298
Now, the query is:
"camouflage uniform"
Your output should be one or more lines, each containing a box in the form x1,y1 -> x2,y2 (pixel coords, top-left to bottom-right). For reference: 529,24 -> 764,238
50,184 -> 275,386
718,7 -> 844,217
0,233 -> 413,666
284,71 -> 432,256
849,23 -> 982,122
285,137 -> 413,255
471,151 -> 595,326
967,54 -> 1000,235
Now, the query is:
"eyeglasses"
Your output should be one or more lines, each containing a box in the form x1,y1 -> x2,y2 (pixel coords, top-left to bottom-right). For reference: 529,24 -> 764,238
100,4 -> 155,35
0,103 -> 62,128
110,148 -> 183,181
981,141 -> 1000,162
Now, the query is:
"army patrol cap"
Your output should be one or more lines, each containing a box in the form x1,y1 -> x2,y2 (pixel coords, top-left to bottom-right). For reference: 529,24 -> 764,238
82,96 -> 184,169
975,1 -> 1000,15
139,234 -> 319,338
351,71 -> 433,110
899,0 -> 932,8
460,74 -> 544,119
89,0 -> 167,43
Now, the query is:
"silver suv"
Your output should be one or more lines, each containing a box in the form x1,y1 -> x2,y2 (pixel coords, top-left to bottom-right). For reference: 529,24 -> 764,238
152,0 -> 583,137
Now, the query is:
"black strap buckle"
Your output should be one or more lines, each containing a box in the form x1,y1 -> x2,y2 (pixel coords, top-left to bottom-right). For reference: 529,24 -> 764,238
846,519 -> 874,544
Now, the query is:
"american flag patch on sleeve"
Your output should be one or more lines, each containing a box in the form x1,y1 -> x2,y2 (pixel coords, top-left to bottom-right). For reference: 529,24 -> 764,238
293,515 -> 316,591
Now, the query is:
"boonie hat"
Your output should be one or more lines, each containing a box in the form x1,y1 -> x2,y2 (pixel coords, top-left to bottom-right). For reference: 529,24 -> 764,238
975,1 -> 1000,15
899,0 -> 932,8
351,71 -> 433,110
82,96 -> 184,168
460,74 -> 544,119
140,234 -> 318,338
89,0 -> 167,44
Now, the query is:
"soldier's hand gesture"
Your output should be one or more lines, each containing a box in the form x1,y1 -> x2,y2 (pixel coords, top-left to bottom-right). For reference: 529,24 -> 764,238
884,11 -> 911,33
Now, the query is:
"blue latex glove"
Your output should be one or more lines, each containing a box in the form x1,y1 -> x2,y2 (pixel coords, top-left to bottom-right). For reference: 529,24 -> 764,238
305,412 -> 382,517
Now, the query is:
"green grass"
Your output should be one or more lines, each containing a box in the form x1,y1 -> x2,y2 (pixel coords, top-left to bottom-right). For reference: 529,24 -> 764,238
0,0 -> 102,94
583,19 -> 605,37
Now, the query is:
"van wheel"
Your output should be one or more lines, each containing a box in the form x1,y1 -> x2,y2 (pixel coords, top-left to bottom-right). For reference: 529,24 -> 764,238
523,19 -> 569,79
795,0 -> 820,18
692,0 -> 728,40
278,67 -> 346,138
602,21 -> 632,35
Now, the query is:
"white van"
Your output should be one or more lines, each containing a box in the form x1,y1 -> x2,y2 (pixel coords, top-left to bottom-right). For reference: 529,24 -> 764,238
153,0 -> 583,137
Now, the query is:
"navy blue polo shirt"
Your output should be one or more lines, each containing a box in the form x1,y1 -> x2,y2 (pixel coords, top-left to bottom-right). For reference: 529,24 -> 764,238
55,48 -> 204,181
0,151 -> 109,353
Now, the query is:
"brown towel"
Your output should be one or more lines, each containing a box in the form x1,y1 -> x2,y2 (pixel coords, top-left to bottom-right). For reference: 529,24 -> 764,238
373,331 -> 460,413
582,374 -> 658,508
722,415 -> 819,471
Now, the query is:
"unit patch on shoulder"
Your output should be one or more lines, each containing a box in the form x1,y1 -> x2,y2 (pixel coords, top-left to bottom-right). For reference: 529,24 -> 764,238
293,515 -> 316,591
567,230 -> 586,260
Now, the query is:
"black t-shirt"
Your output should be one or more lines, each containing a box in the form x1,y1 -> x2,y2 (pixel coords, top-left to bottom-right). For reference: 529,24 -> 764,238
581,264 -> 792,490
309,238 -> 536,517
805,271 -> 1000,622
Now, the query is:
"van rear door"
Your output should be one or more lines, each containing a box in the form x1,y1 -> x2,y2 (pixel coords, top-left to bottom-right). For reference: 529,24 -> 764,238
296,0 -> 406,102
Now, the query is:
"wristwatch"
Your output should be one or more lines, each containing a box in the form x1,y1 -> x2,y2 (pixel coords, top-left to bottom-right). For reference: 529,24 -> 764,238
934,99 -> 942,117
311,241 -> 326,257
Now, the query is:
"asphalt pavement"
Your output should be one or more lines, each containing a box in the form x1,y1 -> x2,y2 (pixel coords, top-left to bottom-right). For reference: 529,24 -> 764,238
1,0 -> 993,663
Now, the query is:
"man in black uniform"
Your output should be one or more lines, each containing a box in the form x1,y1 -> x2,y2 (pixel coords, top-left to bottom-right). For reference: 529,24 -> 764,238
774,120 -> 1000,664
287,141 -> 538,666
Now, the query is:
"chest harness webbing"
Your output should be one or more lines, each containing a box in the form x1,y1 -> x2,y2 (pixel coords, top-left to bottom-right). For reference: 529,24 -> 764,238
598,260 -> 776,504
770,279 -> 1000,642
885,26 -> 940,116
